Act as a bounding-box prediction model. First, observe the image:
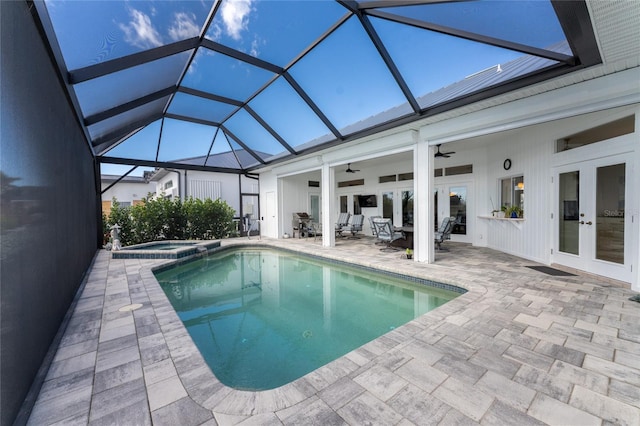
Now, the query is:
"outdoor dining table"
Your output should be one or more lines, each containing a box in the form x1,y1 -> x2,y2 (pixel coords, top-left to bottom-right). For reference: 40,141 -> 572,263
390,226 -> 413,249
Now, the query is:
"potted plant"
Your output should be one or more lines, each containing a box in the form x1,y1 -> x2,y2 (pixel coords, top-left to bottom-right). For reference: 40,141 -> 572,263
506,205 -> 522,218
405,248 -> 413,259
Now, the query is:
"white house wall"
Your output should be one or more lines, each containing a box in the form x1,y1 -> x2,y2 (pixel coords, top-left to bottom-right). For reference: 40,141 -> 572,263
101,181 -> 155,205
152,171 -> 256,217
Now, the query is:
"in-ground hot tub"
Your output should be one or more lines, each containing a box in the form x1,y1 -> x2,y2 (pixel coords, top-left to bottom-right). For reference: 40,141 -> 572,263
111,240 -> 220,259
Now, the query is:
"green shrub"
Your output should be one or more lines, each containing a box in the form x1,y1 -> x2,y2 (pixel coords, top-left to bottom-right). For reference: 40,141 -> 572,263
106,196 -> 236,246
106,198 -> 134,246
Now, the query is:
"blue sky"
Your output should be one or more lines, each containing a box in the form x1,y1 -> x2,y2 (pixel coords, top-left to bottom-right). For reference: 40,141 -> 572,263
43,0 -> 566,177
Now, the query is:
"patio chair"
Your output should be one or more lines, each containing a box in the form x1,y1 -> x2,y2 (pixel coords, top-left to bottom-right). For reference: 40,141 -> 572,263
368,215 -> 380,235
371,218 -> 405,252
435,216 -> 455,250
335,212 -> 351,237
307,221 -> 322,241
344,214 -> 364,239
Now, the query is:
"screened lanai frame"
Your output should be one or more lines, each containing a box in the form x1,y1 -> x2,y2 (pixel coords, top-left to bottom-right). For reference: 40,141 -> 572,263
32,0 -> 601,176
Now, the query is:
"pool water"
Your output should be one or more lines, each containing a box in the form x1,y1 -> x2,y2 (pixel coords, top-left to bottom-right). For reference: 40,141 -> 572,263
154,247 -> 461,390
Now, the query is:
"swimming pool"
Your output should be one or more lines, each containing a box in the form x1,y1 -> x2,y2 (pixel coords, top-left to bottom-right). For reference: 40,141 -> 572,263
154,246 -> 463,390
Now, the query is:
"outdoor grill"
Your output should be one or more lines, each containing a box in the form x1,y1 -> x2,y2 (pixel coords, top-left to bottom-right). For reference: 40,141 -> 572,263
292,212 -> 312,238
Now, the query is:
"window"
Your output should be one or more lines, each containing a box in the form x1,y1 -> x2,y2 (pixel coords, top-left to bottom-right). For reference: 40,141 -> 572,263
164,180 -> 173,190
398,172 -> 413,181
445,164 -> 473,176
501,175 -> 524,210
379,174 -> 396,183
556,115 -> 634,152
338,179 -> 364,188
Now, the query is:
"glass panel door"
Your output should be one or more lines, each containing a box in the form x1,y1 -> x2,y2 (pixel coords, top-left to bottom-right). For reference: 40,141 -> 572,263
309,194 -> 321,224
449,186 -> 467,235
401,190 -> 414,226
595,164 -> 625,264
382,191 -> 393,219
558,171 -> 579,255
434,189 -> 439,231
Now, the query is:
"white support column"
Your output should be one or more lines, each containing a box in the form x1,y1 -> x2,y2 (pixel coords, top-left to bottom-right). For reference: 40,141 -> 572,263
633,110 -> 640,292
321,161 -> 335,247
414,131 -> 435,263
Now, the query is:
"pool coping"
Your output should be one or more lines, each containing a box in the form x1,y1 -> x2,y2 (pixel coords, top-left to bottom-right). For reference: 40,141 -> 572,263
111,240 -> 221,259
139,239 -> 487,416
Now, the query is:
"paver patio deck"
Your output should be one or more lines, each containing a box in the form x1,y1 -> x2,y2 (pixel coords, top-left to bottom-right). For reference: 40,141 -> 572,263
26,237 -> 640,425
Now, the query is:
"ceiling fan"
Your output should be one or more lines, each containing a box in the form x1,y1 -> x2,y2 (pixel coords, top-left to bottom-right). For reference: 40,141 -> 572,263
345,163 -> 360,173
434,144 -> 455,158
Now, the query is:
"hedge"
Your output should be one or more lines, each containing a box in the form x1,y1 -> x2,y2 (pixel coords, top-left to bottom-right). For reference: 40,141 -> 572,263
104,196 -> 237,247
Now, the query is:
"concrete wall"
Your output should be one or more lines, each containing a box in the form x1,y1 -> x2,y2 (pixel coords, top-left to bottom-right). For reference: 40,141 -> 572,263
0,2 -> 99,424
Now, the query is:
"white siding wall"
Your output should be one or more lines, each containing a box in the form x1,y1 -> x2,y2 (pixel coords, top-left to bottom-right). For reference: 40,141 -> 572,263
481,128 -> 554,263
189,179 -> 221,201
101,181 -> 155,204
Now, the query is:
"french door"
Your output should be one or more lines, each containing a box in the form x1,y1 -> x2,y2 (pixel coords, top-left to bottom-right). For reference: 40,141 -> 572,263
434,183 -> 471,242
382,188 -> 413,226
554,154 -> 631,282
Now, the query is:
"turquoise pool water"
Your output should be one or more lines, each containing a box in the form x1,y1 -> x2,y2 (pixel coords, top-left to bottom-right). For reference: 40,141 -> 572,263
154,247 -> 461,390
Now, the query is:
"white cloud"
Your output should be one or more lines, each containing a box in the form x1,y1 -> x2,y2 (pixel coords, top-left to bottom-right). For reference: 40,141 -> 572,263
119,7 -> 163,49
209,23 -> 223,41
220,0 -> 254,41
250,37 -> 260,57
168,12 -> 200,41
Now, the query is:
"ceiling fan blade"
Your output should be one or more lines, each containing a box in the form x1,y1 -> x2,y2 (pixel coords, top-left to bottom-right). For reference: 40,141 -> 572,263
434,144 -> 455,158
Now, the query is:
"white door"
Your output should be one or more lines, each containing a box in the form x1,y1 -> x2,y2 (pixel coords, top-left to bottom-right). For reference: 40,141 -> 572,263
554,154 -> 631,282
265,191 -> 276,238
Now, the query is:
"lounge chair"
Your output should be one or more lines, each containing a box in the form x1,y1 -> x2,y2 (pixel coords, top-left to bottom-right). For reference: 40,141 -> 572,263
435,216 -> 455,250
344,214 -> 364,239
371,218 -> 404,251
335,212 -> 351,237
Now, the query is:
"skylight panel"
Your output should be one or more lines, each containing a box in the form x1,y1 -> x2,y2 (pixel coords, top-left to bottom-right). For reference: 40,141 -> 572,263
377,0 -> 568,53
167,93 -> 238,124
88,97 -> 169,141
204,132 -> 241,169
289,16 -> 411,135
104,120 -> 162,161
45,0 -> 213,70
248,77 -> 332,150
74,51 -> 191,117
157,119 -> 217,163
204,0 -> 346,67
222,139 -> 262,169
182,49 -> 276,102
223,109 -> 288,160
371,17 -> 523,103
